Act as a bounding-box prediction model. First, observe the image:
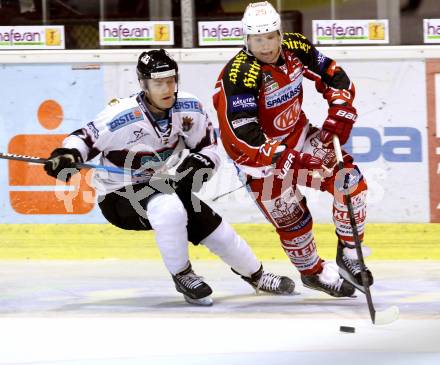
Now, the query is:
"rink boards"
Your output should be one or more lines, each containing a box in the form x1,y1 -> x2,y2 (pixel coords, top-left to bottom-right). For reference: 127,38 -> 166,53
0,47 -> 439,224
0,223 -> 439,260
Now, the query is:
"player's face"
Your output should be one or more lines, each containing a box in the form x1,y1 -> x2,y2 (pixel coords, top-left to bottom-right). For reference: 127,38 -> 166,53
144,76 -> 176,110
248,31 -> 281,64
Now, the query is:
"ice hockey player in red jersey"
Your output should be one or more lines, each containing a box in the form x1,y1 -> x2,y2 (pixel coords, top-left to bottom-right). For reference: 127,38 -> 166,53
213,2 -> 373,297
44,48 -> 295,306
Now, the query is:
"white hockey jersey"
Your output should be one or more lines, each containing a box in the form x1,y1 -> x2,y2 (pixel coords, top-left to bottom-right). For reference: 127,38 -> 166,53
63,91 -> 220,195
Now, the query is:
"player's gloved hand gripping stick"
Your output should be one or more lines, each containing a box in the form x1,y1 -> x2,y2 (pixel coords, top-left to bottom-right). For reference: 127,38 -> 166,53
212,133 -> 325,202
333,134 -> 399,325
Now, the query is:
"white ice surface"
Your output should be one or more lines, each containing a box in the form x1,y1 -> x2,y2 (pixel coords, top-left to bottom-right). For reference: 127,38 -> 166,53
0,260 -> 439,365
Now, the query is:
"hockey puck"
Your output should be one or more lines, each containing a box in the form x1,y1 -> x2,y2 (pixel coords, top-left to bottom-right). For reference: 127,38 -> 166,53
339,326 -> 355,333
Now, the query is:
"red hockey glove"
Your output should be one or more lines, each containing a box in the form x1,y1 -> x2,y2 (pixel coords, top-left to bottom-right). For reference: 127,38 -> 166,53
275,148 -> 323,180
320,104 -> 357,146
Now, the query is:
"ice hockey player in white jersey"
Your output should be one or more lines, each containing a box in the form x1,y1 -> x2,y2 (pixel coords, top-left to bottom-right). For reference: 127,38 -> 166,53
44,48 -> 295,306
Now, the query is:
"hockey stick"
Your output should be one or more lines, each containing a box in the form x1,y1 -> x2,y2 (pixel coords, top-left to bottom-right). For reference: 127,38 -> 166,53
0,151 -> 170,178
332,135 -> 399,325
211,182 -> 248,202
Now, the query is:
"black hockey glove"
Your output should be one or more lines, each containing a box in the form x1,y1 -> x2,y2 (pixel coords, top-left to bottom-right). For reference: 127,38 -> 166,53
44,148 -> 83,182
174,153 -> 215,193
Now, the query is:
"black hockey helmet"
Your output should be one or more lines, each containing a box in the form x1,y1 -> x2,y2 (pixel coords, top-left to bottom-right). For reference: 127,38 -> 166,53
136,48 -> 178,81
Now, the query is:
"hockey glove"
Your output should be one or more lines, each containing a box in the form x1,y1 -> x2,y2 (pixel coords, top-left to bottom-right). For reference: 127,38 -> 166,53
44,148 -> 83,182
174,153 -> 215,193
320,104 -> 357,146
275,148 -> 323,180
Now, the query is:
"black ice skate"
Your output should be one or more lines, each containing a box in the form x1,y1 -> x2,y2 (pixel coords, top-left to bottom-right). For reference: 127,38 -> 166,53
336,240 -> 374,293
172,262 -> 213,306
301,262 -> 356,298
235,265 -> 295,295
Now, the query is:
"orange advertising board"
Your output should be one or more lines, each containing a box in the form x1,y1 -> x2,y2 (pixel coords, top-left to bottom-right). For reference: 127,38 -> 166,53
8,134 -> 95,215
7,99 -> 95,215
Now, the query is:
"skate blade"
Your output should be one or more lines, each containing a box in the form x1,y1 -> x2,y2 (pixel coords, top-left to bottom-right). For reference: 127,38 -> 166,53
183,295 -> 213,306
302,283 -> 355,298
256,290 -> 300,296
338,268 -> 366,294
253,286 -> 299,296
374,305 -> 399,325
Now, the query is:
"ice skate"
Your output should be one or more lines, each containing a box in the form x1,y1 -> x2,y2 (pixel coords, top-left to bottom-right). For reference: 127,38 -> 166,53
172,262 -> 213,306
336,240 -> 374,293
236,265 -> 296,295
301,261 -> 355,297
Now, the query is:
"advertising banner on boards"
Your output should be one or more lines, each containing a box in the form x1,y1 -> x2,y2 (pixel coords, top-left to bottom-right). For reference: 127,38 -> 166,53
312,19 -> 389,45
423,19 -> 440,43
0,57 -> 433,223
99,21 -> 174,46
0,26 -> 65,49
198,21 -> 244,46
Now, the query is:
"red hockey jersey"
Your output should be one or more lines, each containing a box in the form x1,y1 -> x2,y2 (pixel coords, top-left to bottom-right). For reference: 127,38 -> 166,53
213,32 -> 355,177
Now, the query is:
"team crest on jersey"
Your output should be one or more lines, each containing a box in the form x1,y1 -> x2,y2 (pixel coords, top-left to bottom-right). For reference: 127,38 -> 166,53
107,107 -> 143,132
262,187 -> 304,229
273,99 -> 301,131
182,116 -> 194,132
